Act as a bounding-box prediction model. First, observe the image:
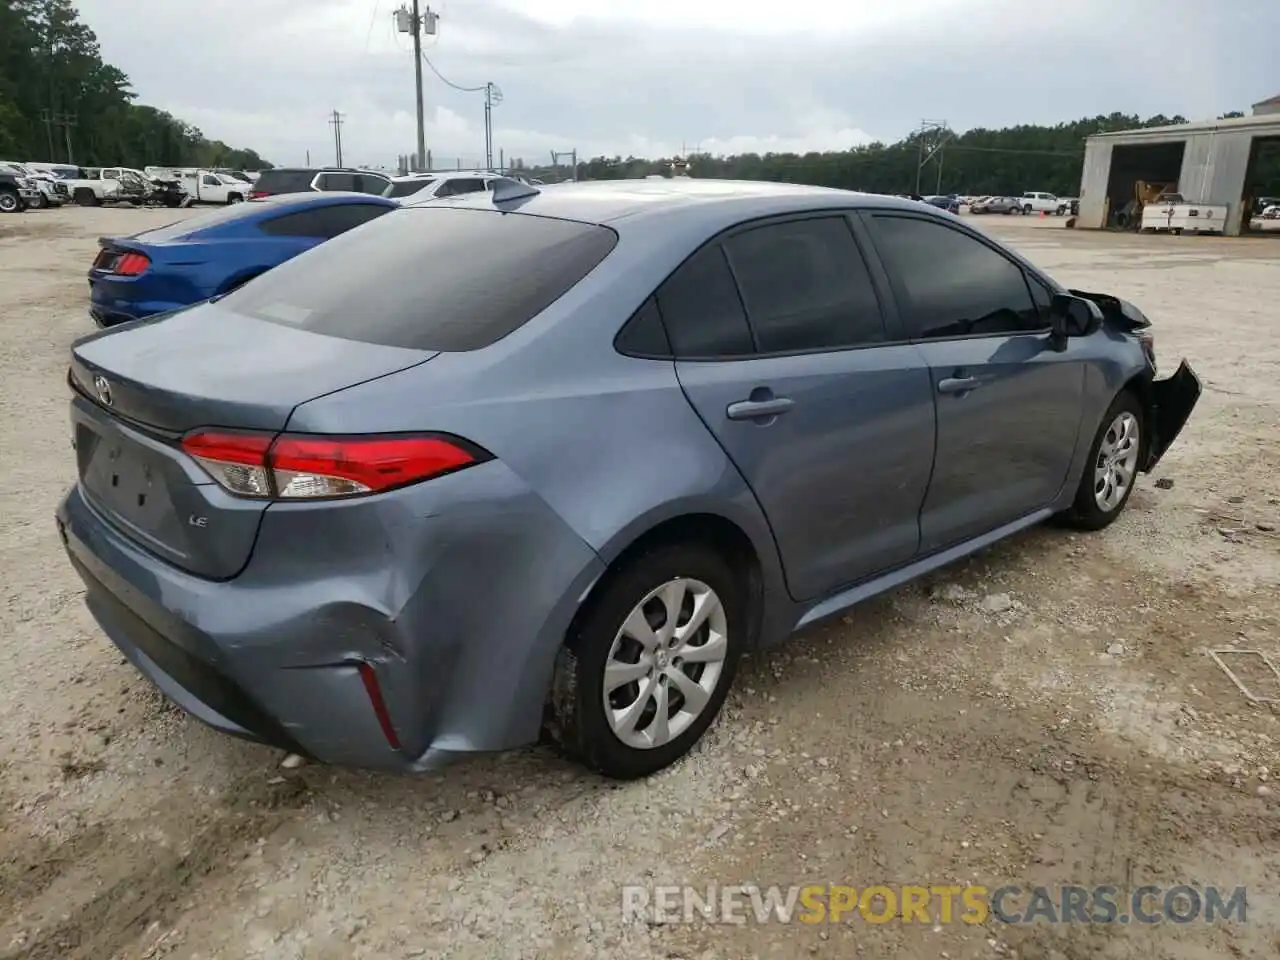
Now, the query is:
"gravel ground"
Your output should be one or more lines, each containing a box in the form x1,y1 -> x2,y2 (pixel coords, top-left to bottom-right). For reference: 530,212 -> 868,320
1,206 -> 1278,960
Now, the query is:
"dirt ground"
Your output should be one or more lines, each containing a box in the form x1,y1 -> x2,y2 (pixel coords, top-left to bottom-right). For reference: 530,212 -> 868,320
0,205 -> 1277,960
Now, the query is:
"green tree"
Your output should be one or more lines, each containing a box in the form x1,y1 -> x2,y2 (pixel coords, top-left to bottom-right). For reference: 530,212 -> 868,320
0,0 -> 270,168
528,110 -> 1280,198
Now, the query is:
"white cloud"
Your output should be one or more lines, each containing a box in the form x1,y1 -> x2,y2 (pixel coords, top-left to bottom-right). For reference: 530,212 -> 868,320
72,0 -> 1280,169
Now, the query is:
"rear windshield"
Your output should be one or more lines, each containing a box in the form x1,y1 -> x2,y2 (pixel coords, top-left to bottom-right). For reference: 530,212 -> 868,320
253,169 -> 316,194
134,201 -> 272,241
386,178 -> 434,198
221,207 -> 619,351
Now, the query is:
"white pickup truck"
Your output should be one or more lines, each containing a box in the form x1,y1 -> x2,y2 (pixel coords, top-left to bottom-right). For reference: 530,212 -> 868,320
57,168 -> 128,206
159,169 -> 249,205
1018,191 -> 1062,215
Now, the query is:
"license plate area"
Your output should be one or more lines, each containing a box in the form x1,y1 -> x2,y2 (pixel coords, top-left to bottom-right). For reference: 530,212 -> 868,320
77,420 -> 180,534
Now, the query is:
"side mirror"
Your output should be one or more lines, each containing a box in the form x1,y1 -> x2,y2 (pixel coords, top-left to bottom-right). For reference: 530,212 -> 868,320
1048,293 -> 1103,349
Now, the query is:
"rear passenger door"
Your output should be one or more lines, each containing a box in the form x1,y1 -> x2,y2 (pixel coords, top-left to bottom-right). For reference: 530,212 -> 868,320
667,214 -> 937,602
861,211 -> 1084,551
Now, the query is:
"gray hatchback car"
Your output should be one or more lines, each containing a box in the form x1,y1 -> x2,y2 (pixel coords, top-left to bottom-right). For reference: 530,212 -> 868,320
57,178 -> 1201,779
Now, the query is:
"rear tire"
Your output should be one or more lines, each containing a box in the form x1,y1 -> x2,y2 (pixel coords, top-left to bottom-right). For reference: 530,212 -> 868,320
1060,391 -> 1144,531
546,543 -> 745,779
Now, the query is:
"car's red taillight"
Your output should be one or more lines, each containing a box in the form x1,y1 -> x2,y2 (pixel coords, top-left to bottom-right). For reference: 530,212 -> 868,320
180,430 -> 484,499
248,190 -> 268,199
115,252 -> 151,276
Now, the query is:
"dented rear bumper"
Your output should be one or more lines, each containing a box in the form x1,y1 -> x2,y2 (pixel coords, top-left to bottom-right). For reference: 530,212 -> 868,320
1143,360 -> 1201,471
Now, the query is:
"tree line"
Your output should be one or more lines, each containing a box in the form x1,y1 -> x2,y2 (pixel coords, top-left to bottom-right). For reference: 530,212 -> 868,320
526,112 -> 1280,198
0,0 -> 271,170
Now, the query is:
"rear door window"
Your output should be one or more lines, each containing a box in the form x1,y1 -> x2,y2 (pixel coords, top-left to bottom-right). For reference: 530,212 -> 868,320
655,244 -> 755,358
252,169 -> 318,194
353,174 -> 390,195
436,178 -> 486,198
722,216 -> 886,353
386,178 -> 434,199
223,207 -> 619,351
315,172 -> 356,191
258,203 -> 393,239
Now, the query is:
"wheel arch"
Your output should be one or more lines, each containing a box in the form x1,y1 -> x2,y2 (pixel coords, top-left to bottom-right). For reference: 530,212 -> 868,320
1120,370 -> 1155,464
574,509 -> 775,652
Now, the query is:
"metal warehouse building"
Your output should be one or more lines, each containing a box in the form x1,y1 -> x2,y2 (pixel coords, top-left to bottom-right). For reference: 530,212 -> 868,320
1077,94 -> 1280,235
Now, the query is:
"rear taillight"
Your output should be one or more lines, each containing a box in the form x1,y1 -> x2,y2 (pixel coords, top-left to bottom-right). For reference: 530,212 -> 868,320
180,430 -> 486,499
248,190 -> 268,199
115,252 -> 151,276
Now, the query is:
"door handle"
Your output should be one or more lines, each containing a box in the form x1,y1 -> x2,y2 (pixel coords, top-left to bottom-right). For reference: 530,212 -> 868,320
727,397 -> 794,420
937,376 -> 984,395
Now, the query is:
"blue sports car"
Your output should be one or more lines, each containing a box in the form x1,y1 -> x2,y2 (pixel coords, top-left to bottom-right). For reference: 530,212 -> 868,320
87,191 -> 398,327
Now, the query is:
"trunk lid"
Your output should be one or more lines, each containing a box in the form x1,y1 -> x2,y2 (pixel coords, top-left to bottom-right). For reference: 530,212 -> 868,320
69,302 -> 434,579
70,300 -> 434,433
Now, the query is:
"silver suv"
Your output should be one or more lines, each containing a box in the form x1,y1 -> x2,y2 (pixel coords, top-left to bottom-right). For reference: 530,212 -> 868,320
383,171 -> 504,203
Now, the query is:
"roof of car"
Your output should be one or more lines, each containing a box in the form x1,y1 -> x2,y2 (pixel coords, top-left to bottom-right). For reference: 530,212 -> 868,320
389,170 -> 497,182
263,166 -> 389,176
405,177 -> 928,227
243,190 -> 397,211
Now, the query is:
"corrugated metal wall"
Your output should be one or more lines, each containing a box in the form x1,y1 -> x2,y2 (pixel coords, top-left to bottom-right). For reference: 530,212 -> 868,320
1078,140 -> 1112,228
1177,132 -> 1253,234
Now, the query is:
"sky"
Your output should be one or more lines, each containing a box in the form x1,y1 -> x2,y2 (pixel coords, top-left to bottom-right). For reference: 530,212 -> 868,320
76,0 -> 1280,170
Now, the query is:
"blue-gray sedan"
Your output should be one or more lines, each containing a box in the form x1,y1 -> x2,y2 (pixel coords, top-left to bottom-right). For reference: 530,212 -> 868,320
56,177 -> 1201,779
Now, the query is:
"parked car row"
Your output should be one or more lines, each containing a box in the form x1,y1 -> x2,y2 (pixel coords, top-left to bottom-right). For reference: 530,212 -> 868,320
0,160 -> 545,214
967,193 -> 1078,216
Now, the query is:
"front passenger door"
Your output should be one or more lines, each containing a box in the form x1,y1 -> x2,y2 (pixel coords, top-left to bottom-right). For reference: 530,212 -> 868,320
863,212 -> 1085,551
667,215 -> 937,602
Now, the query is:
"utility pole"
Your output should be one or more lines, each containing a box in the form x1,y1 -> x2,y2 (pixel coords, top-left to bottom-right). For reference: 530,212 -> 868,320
62,115 -> 75,164
483,83 -> 503,171
39,110 -> 55,159
396,3 -> 438,172
329,110 -> 345,166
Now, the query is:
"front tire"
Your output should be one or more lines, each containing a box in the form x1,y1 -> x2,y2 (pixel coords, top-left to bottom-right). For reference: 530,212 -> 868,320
0,189 -> 20,213
546,543 -> 745,779
1061,391 -> 1144,531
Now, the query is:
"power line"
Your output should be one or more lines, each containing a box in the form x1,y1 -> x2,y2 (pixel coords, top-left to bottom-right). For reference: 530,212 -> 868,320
420,50 -> 485,93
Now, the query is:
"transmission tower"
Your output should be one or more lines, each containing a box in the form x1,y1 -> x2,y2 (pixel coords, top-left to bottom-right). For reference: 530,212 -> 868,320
914,119 -> 951,196
550,149 -> 578,182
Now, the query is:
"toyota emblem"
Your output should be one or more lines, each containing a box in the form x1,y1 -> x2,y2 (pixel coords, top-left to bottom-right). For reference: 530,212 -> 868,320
93,374 -> 113,407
